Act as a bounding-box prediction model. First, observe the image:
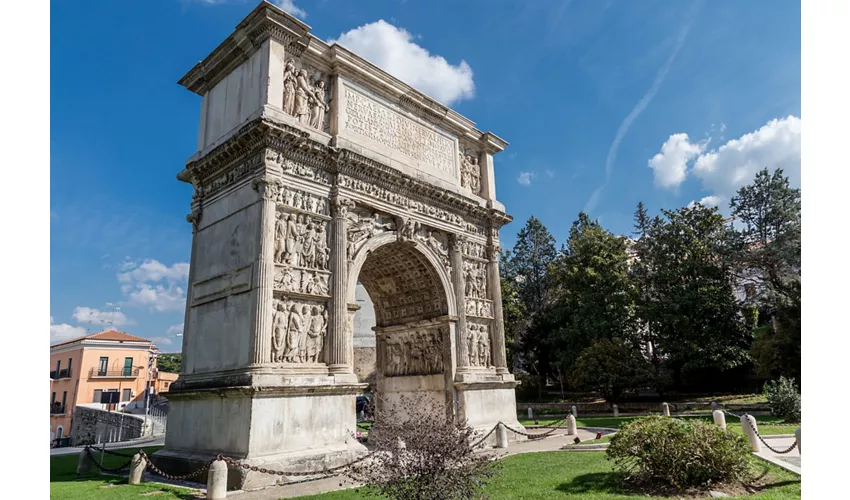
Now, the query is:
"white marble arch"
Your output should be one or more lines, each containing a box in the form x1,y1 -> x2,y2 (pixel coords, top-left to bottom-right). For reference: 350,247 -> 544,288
345,230 -> 457,317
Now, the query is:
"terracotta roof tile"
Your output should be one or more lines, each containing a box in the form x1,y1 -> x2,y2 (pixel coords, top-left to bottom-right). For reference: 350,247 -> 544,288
50,329 -> 152,348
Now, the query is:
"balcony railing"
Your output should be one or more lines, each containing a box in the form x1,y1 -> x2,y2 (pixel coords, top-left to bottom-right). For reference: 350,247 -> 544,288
50,369 -> 72,379
50,405 -> 66,415
89,367 -> 140,378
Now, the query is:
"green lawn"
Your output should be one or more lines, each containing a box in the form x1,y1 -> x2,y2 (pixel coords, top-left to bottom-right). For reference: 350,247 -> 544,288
293,451 -> 800,499
519,415 -> 798,437
50,446 -> 200,500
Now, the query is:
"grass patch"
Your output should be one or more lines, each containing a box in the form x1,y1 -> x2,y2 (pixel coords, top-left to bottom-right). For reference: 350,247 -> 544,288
518,416 -> 797,436
292,451 -> 799,499
50,446 -> 201,500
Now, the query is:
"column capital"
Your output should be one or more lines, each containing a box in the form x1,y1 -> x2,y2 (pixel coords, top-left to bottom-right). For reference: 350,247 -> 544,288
329,195 -> 355,218
252,178 -> 281,201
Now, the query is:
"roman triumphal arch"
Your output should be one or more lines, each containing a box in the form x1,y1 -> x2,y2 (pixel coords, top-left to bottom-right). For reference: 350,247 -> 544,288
156,2 -> 526,489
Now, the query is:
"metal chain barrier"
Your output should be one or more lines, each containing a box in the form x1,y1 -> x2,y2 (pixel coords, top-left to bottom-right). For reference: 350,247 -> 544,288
470,425 -> 500,449
739,414 -> 798,455
100,447 -> 137,458
138,450 -> 216,481
85,446 -> 134,473
500,419 -> 567,440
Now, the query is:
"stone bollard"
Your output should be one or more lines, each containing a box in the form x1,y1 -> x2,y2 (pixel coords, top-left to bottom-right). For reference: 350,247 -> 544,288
740,414 -> 761,452
76,449 -> 93,475
612,404 -> 619,417
207,459 -> 228,500
128,453 -> 145,485
527,407 -> 533,420
496,423 -> 509,449
795,428 -> 801,455
566,415 -> 577,436
661,403 -> 670,417
712,410 -> 727,430
571,405 -> 577,418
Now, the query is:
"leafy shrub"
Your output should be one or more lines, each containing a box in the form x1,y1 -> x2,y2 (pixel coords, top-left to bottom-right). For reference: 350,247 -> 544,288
606,416 -> 753,489
763,376 -> 801,423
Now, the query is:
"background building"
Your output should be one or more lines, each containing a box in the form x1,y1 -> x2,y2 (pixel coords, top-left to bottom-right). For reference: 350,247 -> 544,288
49,329 -> 177,443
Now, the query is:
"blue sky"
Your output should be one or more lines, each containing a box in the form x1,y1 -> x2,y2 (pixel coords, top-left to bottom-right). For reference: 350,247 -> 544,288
50,0 -> 801,349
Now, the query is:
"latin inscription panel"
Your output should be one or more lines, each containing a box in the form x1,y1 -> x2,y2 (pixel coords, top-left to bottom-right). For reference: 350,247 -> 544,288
342,83 -> 457,182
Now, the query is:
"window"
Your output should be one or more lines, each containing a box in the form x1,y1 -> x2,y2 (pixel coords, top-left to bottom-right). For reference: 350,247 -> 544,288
61,391 -> 67,408
122,389 -> 132,402
123,357 -> 133,376
67,358 -> 72,378
98,357 -> 108,376
55,360 -> 60,374
93,389 -> 102,404
56,426 -> 64,439
164,382 -> 169,389
51,391 -> 56,405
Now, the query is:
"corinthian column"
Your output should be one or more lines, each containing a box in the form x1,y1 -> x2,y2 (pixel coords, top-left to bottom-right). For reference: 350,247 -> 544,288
487,243 -> 509,374
328,195 -> 355,374
249,179 -> 280,366
450,235 -> 471,372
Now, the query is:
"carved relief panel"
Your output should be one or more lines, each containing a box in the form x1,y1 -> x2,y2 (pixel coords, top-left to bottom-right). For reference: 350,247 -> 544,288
271,298 -> 328,364
266,152 -> 333,186
282,58 -> 332,133
345,208 -> 397,260
463,258 -> 492,319
459,148 -> 481,196
464,321 -> 492,369
383,326 -> 446,377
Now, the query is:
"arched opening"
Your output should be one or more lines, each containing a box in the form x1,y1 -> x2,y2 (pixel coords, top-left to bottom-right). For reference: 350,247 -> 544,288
351,239 -> 455,423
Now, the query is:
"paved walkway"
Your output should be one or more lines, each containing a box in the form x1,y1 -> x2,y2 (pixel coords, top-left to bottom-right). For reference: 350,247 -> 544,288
753,434 -> 801,475
228,428 -> 605,500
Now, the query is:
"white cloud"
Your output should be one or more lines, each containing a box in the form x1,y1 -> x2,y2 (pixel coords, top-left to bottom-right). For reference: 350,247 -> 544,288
329,20 -> 475,105
272,0 -> 306,19
118,259 -> 189,285
687,195 -> 721,208
150,336 -> 173,347
649,115 -> 800,210
693,115 -> 801,201
50,316 -> 87,344
517,172 -> 535,186
648,133 -> 704,189
126,284 -> 186,312
118,259 -> 190,312
167,323 -> 184,336
71,306 -> 133,327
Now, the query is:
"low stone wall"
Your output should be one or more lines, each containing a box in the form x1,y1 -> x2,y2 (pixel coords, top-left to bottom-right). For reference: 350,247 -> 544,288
70,406 -> 147,445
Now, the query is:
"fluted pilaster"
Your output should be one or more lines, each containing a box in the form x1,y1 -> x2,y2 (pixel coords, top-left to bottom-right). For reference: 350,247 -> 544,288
249,179 -> 279,366
450,234 -> 471,372
487,244 -> 509,374
328,195 -> 355,373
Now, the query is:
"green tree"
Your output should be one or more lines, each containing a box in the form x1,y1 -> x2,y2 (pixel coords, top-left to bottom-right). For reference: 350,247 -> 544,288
572,338 -> 653,402
499,252 -> 526,370
504,216 -> 558,395
642,204 -> 751,388
544,213 -> 639,373
631,202 -> 663,386
730,168 -> 801,381
730,167 -> 801,309
156,353 -> 182,373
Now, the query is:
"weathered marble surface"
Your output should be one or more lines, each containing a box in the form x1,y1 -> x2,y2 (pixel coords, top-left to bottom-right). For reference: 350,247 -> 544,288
159,1 -> 524,490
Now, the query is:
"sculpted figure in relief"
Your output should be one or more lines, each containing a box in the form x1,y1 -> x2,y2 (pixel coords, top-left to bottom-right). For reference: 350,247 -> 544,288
271,300 -> 288,362
294,69 -> 312,125
284,304 -> 304,362
282,59 -> 297,115
274,212 -> 287,264
309,81 -> 328,130
306,306 -> 324,363
459,151 -> 481,196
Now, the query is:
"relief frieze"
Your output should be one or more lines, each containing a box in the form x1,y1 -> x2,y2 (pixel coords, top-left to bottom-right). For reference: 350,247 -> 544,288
271,298 -> 328,364
383,326 -> 446,377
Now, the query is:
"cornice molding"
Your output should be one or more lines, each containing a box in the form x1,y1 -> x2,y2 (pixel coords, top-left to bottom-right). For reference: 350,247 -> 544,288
178,118 -> 511,229
178,2 -> 310,95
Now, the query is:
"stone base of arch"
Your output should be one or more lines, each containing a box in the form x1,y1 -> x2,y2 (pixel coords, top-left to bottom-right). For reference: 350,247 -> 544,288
153,380 -> 367,490
455,379 -> 528,446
